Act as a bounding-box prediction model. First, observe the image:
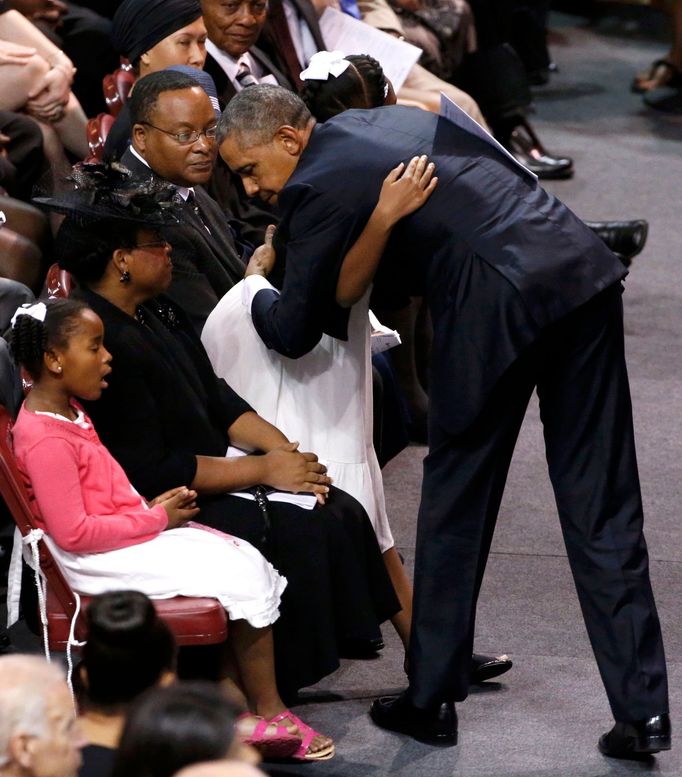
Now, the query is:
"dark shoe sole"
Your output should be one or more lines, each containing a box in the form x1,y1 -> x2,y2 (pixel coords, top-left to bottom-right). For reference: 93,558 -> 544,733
471,658 -> 513,684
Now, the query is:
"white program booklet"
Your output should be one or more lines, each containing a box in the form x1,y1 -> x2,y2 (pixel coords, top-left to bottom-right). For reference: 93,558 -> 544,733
369,309 -> 402,355
318,7 -> 422,92
438,92 -> 538,182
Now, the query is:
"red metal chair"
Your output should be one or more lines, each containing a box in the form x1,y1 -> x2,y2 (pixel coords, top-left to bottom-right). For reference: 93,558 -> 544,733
102,68 -> 135,117
85,113 -> 115,163
44,262 -> 74,299
0,406 -> 228,650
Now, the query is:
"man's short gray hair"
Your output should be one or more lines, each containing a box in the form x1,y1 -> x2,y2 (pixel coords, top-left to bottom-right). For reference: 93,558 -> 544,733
217,85 -> 312,147
0,656 -> 66,768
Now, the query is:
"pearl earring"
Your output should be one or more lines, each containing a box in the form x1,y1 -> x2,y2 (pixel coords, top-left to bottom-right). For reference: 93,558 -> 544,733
119,270 -> 131,284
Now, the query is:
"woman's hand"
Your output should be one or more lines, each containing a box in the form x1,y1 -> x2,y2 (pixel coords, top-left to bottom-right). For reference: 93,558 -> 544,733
245,224 -> 276,278
374,155 -> 438,229
26,67 -> 70,122
0,40 -> 37,66
262,441 -> 332,498
155,487 -> 200,529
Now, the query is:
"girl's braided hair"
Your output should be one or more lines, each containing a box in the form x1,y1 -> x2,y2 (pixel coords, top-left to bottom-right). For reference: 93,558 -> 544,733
301,54 -> 388,122
9,299 -> 89,379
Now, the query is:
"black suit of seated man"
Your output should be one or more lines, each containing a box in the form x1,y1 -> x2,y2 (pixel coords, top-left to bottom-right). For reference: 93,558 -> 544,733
125,70 -> 253,334
218,85 -> 670,758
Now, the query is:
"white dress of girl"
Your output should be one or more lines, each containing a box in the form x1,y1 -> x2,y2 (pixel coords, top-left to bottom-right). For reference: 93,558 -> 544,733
201,280 -> 394,553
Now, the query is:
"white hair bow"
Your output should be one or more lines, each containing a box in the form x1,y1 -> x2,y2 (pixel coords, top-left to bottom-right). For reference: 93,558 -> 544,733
300,50 -> 351,81
10,302 -> 47,328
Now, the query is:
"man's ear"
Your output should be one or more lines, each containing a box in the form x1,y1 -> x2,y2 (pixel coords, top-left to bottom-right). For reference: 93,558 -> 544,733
132,123 -> 147,154
276,125 -> 305,156
8,732 -> 35,769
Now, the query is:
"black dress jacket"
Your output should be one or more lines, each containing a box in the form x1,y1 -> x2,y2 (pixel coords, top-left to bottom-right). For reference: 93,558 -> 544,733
121,147 -> 246,333
250,105 -> 627,434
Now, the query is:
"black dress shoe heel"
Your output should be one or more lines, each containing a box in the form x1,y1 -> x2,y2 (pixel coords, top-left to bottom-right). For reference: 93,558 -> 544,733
599,713 -> 671,760
370,692 -> 458,746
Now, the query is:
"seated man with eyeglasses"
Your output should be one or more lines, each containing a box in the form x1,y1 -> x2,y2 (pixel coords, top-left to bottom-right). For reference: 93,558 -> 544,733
122,69 -> 270,333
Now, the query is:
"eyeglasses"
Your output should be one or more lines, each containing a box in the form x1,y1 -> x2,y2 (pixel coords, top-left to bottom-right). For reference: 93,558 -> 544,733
141,122 -> 218,145
219,0 -> 268,15
134,239 -> 170,250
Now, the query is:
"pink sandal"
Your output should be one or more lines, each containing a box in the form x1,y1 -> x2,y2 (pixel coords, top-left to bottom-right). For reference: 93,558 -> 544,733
268,710 -> 335,761
237,713 -> 302,760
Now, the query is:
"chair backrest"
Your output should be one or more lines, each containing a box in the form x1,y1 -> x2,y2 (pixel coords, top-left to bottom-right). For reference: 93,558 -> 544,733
0,406 -> 82,633
85,113 -> 115,163
44,263 -> 74,300
102,68 -> 135,116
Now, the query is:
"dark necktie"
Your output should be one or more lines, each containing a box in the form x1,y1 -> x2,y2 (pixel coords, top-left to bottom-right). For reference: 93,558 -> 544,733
236,60 -> 260,89
185,190 -> 211,234
266,0 -> 303,88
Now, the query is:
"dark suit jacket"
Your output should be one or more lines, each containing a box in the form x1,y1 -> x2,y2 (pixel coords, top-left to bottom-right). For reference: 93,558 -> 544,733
250,105 -> 626,434
203,46 -> 294,105
121,148 -> 246,333
77,288 -> 252,499
258,0 -> 326,81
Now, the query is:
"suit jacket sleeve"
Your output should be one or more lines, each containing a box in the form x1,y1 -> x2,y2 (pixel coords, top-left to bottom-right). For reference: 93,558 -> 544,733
250,183 -> 368,358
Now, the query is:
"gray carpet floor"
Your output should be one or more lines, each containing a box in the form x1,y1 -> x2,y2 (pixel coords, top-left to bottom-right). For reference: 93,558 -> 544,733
265,9 -> 682,777
5,9 -> 682,777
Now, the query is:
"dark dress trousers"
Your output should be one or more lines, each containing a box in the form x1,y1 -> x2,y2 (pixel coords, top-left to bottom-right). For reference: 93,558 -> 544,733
121,148 -> 246,333
247,105 -> 668,721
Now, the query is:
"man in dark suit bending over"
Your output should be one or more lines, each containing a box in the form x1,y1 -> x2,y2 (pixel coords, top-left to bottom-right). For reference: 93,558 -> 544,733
217,85 -> 670,759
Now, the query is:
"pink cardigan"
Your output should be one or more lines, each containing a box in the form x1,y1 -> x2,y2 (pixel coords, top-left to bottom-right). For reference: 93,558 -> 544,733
12,404 -> 168,553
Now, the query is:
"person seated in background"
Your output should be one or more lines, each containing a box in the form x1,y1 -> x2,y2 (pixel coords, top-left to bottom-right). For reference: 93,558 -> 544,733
110,684 -> 263,777
122,70 -> 259,332
104,0 -> 208,161
6,0 -> 119,117
76,590 -> 258,775
252,0 -> 489,125
9,297 -> 334,762
0,654 -> 83,777
0,6 -> 88,161
638,0 -> 682,114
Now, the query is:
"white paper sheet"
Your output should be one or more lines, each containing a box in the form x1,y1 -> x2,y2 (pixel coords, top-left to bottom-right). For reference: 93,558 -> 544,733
318,7 -> 421,92
369,310 -> 402,355
439,93 -> 538,181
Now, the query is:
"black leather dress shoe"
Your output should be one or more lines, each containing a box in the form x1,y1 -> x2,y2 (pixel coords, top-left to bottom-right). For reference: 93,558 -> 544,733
584,219 -> 649,267
598,713 -> 671,760
370,692 -> 457,745
471,653 -> 513,683
507,119 -> 574,180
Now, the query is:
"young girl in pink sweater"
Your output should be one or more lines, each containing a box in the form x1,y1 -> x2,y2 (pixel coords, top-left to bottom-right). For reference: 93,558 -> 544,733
9,298 -> 334,762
